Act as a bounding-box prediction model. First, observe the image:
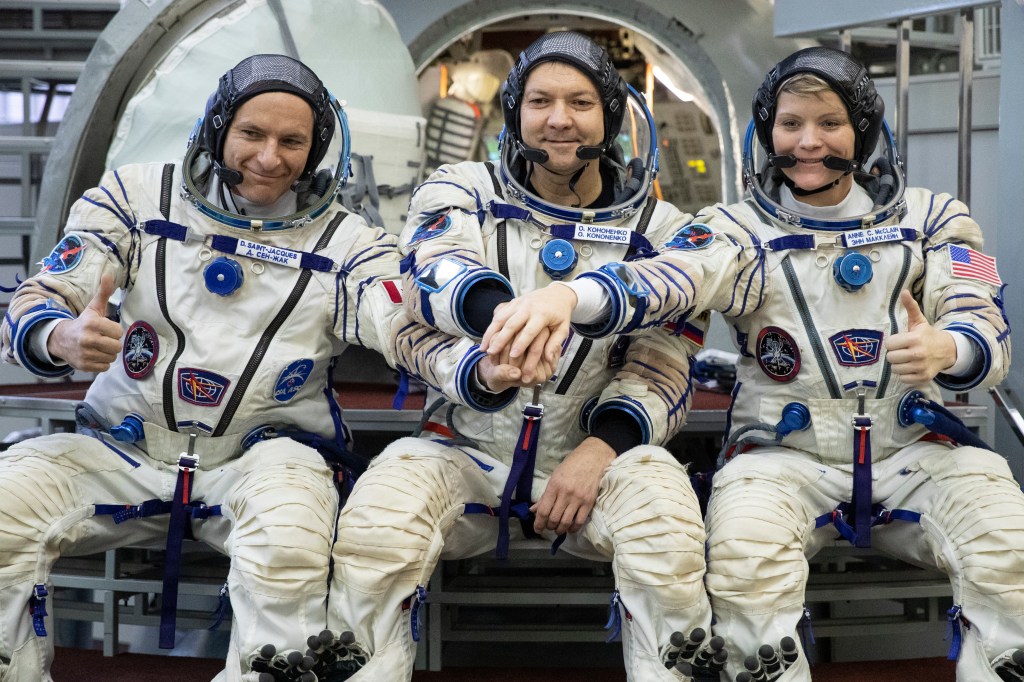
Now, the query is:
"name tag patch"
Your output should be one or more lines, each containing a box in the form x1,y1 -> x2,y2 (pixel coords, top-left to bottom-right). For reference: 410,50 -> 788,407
571,223 -> 631,244
235,238 -> 302,269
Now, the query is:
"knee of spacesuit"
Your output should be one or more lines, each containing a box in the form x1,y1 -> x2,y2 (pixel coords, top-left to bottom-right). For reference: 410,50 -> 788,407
335,438 -> 470,595
600,446 -> 706,607
705,455 -> 821,616
226,440 -> 338,596
913,446 -> 1024,668
0,434 -> 118,587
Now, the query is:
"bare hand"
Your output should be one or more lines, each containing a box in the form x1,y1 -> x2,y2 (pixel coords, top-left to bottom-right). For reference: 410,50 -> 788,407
531,437 -> 615,535
480,284 -> 577,373
476,344 -> 557,392
48,273 -> 123,372
884,290 -> 956,385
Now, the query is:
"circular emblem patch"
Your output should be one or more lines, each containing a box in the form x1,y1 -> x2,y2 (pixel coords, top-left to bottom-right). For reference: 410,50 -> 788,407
664,223 -> 715,251
40,235 -> 86,274
408,212 -> 453,246
756,326 -> 800,382
123,321 -> 158,379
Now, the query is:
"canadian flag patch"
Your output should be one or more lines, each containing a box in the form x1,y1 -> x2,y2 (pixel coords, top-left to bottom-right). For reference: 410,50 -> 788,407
380,279 -> 403,304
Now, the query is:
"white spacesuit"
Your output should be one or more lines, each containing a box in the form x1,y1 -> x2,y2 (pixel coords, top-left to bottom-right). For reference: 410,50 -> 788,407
0,55 -> 404,682
511,47 -> 1023,681
329,32 -> 713,682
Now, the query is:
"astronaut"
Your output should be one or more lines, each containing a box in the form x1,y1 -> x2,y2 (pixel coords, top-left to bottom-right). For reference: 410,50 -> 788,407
328,32 -> 714,682
0,54 -> 405,682
482,47 -> 1024,681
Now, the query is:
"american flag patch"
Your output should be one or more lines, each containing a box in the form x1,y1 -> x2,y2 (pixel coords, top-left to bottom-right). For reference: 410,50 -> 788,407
380,279 -> 403,304
948,245 -> 1001,286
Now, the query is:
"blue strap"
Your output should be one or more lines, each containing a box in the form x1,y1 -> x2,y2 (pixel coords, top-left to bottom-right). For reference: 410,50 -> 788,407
392,367 -> 410,411
30,584 -> 48,636
496,401 -> 543,560
604,589 -> 624,643
488,201 -> 532,221
159,455 -> 198,649
409,585 -> 428,643
762,235 -> 816,251
815,502 -> 922,547
852,415 -> 873,548
144,221 -> 336,272
94,499 -> 222,523
798,606 -> 815,652
946,604 -> 968,660
143,219 -> 189,241
208,581 -> 231,632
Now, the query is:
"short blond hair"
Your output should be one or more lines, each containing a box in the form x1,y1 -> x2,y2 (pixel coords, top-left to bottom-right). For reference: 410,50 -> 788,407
777,73 -> 834,98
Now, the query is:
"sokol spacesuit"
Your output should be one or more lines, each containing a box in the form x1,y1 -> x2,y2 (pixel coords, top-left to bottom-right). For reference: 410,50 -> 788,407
0,55 -> 405,682
484,47 -> 1024,682
329,32 -> 714,682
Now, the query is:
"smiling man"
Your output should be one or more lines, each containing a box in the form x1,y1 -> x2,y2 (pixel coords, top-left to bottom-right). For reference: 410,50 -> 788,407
0,54 -> 409,682
327,31 -> 716,682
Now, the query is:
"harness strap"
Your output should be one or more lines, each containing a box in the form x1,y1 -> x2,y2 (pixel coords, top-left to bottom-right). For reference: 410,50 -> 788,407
94,499 -> 222,523
814,501 -> 921,546
496,393 -> 544,560
159,449 -> 198,649
30,584 -> 49,636
852,414 -> 873,547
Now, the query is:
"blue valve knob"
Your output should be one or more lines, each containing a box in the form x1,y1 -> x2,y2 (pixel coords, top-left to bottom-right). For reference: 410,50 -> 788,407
776,402 -> 811,436
909,405 -> 935,427
204,256 -> 244,296
109,413 -> 145,443
832,251 -> 873,292
540,239 -> 578,280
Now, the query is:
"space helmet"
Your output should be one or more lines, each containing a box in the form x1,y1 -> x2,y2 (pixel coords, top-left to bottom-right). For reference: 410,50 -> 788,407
181,53 -> 351,231
744,46 -> 906,229
498,32 -> 658,223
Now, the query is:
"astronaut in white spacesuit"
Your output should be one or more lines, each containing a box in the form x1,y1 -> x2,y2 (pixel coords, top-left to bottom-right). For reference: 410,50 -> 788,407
327,32 -> 715,682
0,54 -> 407,682
482,46 -> 1024,681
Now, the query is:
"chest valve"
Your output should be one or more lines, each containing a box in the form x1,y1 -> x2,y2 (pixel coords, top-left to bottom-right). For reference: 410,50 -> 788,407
540,238 -> 578,280
832,250 -> 873,292
204,256 -> 244,296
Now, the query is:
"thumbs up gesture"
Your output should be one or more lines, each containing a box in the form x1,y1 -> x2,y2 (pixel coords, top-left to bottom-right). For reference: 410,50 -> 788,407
47,273 -> 124,373
883,290 -> 956,385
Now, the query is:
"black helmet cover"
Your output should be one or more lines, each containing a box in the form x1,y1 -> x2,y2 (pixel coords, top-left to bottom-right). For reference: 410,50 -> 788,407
752,46 -> 884,169
201,53 -> 335,180
500,32 -> 628,161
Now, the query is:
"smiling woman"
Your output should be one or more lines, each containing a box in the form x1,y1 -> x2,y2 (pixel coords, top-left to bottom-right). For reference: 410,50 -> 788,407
771,85 -> 856,206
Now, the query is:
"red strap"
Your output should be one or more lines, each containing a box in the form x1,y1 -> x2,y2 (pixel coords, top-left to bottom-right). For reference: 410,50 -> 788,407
422,421 -> 454,438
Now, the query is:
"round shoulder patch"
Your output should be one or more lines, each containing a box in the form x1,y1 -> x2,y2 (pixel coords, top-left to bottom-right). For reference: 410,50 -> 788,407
41,235 -> 86,274
408,212 -> 453,246
663,223 -> 715,251
123,321 -> 159,379
757,326 -> 800,382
